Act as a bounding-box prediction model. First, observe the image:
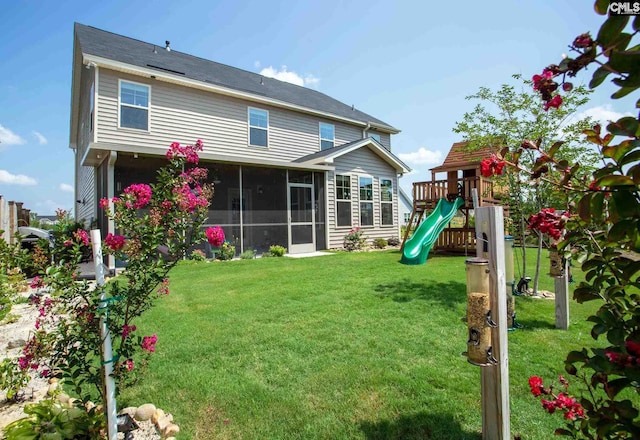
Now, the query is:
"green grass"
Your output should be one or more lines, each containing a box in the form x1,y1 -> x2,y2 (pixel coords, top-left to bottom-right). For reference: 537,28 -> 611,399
120,249 -> 601,439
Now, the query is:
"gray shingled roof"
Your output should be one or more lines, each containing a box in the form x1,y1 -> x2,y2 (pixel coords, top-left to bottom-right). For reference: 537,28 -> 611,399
74,23 -> 398,132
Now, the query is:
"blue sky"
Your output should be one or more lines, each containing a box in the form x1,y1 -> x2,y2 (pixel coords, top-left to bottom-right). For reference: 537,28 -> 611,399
0,0 -> 633,215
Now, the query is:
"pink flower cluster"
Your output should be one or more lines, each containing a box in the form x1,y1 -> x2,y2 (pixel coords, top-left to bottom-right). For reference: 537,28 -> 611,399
30,276 -> 44,289
122,324 -> 137,339
124,359 -> 135,371
532,69 -> 562,112
529,376 -> 585,421
605,340 -> 640,367
480,155 -> 506,178
165,140 -> 204,164
73,229 -> 90,246
173,183 -> 209,213
104,233 -> 126,252
527,208 -> 566,240
205,226 -> 225,247
141,334 -> 158,353
123,183 -> 152,209
573,32 -> 594,48
180,167 -> 208,183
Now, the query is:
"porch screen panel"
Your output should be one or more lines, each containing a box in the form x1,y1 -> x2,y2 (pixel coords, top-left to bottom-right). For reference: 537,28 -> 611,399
314,172 -> 326,250
242,166 -> 287,254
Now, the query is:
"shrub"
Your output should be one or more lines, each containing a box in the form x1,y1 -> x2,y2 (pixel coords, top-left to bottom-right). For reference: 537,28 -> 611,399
373,238 -> 388,249
387,237 -> 400,247
240,249 -> 256,260
190,249 -> 206,261
217,242 -> 236,260
269,245 -> 287,257
343,228 -> 366,251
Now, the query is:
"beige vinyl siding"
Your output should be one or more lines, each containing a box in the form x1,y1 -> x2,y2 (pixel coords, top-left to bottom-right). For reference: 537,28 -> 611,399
327,147 -> 399,248
96,70 -> 371,162
76,163 -> 95,226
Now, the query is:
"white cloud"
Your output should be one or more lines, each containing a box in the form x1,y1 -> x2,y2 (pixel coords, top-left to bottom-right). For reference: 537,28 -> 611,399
398,147 -> 443,166
0,170 -> 37,185
59,183 -> 74,193
259,65 -> 319,88
0,124 -> 25,146
32,131 -> 48,145
570,105 -> 633,128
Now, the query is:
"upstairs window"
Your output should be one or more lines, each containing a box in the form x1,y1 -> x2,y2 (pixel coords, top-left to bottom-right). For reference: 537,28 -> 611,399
369,133 -> 381,142
359,176 -> 373,227
380,178 -> 393,225
336,175 -> 351,227
249,107 -> 268,147
320,122 -> 335,150
119,80 -> 149,130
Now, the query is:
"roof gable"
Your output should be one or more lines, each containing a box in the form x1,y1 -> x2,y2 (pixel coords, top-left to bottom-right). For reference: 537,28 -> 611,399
430,141 -> 496,173
73,23 -> 398,134
294,138 -> 411,174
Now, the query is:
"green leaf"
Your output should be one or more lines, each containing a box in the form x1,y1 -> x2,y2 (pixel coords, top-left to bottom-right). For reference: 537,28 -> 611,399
611,192 -> 639,218
634,15 -> 640,31
554,428 -> 573,437
548,141 -> 564,158
597,16 -> 630,47
612,86 -> 638,99
613,72 -> 640,88
597,175 -> 635,187
590,65 -> 612,88
607,116 -> 640,137
578,194 -> 592,222
607,326 -> 626,345
592,323 -> 608,339
609,220 -> 635,242
595,0 -> 610,15
566,349 -> 588,363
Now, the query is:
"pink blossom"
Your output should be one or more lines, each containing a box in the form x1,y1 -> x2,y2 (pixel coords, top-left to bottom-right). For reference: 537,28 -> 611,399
544,94 -> 563,111
480,155 -> 506,178
205,226 -> 225,247
105,233 -> 126,252
73,229 -> 90,246
99,198 -> 110,209
123,183 -> 152,209
30,276 -> 43,289
63,239 -> 73,247
124,359 -> 135,371
157,278 -> 170,296
141,334 -> 158,353
122,324 -> 137,338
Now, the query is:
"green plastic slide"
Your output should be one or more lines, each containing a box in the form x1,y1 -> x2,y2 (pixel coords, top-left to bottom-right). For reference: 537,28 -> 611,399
401,197 -> 465,265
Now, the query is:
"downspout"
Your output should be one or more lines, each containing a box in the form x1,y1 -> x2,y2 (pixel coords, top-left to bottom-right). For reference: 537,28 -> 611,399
362,122 -> 371,139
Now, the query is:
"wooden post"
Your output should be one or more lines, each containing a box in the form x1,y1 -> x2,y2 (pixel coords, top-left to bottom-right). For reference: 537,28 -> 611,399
475,204 -> 510,440
555,259 -> 569,330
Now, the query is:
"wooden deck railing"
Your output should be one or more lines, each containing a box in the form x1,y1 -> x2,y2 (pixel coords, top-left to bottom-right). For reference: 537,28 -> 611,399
412,177 -> 502,209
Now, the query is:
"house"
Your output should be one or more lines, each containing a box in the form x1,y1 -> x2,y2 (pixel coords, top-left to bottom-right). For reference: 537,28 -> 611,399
398,188 -> 413,225
69,23 -> 410,264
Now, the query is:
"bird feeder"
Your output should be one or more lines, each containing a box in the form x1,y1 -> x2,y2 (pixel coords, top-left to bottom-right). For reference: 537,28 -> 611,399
549,247 -> 564,277
504,236 -> 517,329
464,257 -> 497,366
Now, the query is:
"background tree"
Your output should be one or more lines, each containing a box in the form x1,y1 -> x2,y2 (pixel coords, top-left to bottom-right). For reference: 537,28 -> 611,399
453,75 -> 598,293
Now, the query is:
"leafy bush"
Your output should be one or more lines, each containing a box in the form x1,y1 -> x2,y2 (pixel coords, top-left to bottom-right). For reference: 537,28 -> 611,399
240,249 -> 256,260
269,245 -> 287,257
343,228 -> 366,251
0,358 -> 30,401
190,249 -> 206,261
373,238 -> 388,249
217,242 -> 236,260
387,237 -> 400,247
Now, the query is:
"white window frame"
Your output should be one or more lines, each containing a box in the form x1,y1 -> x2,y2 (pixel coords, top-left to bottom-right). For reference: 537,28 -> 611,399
358,175 -> 374,227
319,122 -> 335,151
335,174 -> 352,228
248,107 -> 269,147
118,79 -> 150,131
369,133 -> 381,142
380,177 -> 394,226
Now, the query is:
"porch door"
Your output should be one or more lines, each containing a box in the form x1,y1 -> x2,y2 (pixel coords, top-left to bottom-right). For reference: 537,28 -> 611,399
288,183 -> 315,254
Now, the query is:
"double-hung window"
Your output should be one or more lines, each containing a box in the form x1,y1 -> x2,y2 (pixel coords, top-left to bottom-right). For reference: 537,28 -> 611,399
119,80 -> 149,130
380,178 -> 393,225
359,176 -> 374,226
336,175 -> 351,227
249,107 -> 268,147
320,123 -> 334,150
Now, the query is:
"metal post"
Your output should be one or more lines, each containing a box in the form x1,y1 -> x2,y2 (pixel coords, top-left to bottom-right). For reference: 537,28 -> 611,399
91,229 -> 118,440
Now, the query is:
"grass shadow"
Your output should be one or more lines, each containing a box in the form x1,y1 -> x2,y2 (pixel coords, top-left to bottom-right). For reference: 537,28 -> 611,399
373,279 -> 466,309
359,411 -> 481,440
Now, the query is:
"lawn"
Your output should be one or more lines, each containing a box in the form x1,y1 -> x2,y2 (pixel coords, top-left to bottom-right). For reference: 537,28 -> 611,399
119,249 -> 601,439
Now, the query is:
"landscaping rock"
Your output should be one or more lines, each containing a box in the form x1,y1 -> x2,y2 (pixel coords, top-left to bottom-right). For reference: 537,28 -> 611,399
151,407 -> 165,424
135,403 -> 157,421
163,423 -> 180,438
119,406 -> 137,417
6,338 -> 26,349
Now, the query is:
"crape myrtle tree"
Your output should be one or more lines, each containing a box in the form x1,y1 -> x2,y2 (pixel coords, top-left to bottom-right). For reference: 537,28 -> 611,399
483,3 -> 640,438
453,75 -> 599,294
